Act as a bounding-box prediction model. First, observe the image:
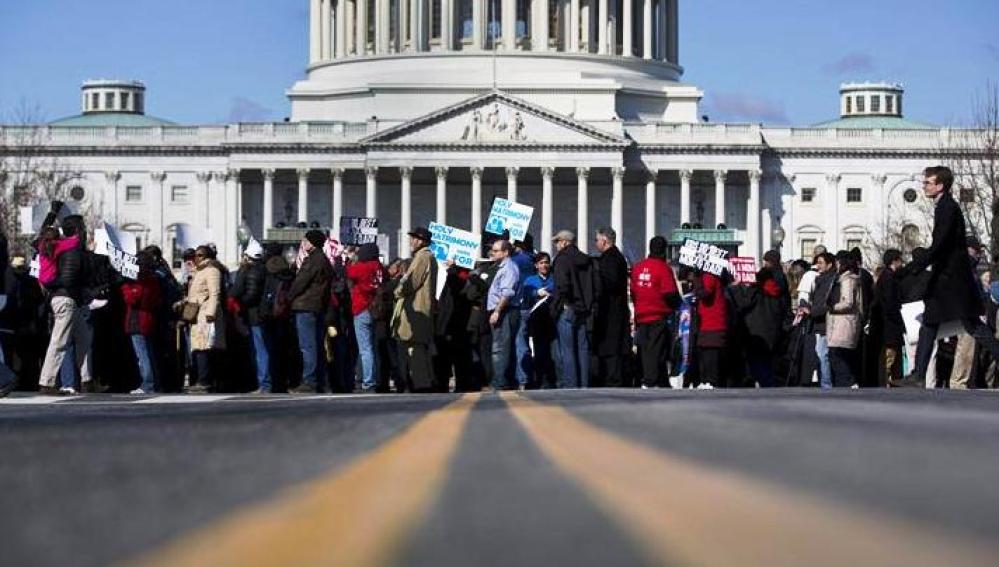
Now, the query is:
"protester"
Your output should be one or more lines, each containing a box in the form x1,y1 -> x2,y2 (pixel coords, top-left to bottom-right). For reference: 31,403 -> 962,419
392,227 -> 437,392
0,231 -> 16,398
287,230 -> 332,393
121,252 -> 163,394
803,252 -> 837,388
873,249 -> 905,387
184,245 -> 226,393
523,252 -> 557,389
593,227 -> 631,387
376,259 -> 405,392
691,268 -> 729,388
552,230 -> 594,389
487,239 -> 521,390
826,250 -> 864,387
231,240 -> 270,393
631,237 -> 680,389
731,258 -> 785,387
510,235 -> 536,388
346,242 -> 383,392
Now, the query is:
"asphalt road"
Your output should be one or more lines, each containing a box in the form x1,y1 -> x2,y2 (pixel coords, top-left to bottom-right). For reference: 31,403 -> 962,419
2,389 -> 999,566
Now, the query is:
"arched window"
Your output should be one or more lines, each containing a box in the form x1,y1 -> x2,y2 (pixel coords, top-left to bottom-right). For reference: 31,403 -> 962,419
796,225 -> 825,260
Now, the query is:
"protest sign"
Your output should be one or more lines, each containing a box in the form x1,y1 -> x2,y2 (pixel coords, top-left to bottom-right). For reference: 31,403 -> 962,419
485,198 -> 534,242
94,223 -> 139,279
678,239 -> 730,276
339,217 -> 379,245
730,257 -> 757,284
429,222 -> 481,269
901,301 -> 961,341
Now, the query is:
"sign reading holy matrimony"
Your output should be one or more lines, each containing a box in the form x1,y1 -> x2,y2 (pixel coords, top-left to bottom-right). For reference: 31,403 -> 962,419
486,198 -> 535,242
429,222 -> 481,269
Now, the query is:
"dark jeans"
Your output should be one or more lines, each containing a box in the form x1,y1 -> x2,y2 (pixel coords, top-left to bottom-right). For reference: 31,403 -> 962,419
828,347 -> 859,387
637,319 -> 671,388
295,311 -> 326,391
747,349 -> 776,388
192,349 -> 214,391
490,310 -> 516,390
557,308 -> 590,389
699,347 -> 722,387
598,355 -> 626,387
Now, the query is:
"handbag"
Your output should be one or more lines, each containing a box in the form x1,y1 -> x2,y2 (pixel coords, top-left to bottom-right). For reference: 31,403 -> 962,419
181,301 -> 200,324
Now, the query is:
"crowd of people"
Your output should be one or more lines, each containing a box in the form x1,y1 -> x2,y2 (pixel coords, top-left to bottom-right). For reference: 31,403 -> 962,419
2,165 -> 999,397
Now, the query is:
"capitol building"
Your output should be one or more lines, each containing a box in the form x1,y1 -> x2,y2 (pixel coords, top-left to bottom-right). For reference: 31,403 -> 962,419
2,0 -> 972,267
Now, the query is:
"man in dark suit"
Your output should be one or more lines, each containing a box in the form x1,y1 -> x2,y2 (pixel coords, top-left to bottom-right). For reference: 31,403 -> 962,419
593,227 -> 631,387
907,166 -> 999,385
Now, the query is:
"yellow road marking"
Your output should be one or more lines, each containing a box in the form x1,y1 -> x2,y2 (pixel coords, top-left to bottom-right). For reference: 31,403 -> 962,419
130,393 -> 479,567
501,392 -> 999,567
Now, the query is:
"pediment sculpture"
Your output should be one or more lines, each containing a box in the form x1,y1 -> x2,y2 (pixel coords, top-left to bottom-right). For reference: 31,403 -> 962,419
460,103 -> 528,142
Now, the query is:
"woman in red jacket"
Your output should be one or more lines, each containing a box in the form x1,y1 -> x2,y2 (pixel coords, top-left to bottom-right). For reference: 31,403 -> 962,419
121,252 -> 162,394
346,243 -> 384,392
691,269 -> 729,388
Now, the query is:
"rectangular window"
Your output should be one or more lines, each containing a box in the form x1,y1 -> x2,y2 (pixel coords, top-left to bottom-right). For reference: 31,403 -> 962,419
801,188 -> 816,203
886,95 -> 894,114
801,239 -> 817,260
847,188 -> 863,203
171,185 -> 189,203
105,92 -> 114,110
92,93 -> 100,110
871,95 -> 881,113
845,96 -> 852,114
856,96 -> 865,112
136,93 -> 144,113
846,239 -> 863,251
126,186 -> 143,202
121,92 -> 130,111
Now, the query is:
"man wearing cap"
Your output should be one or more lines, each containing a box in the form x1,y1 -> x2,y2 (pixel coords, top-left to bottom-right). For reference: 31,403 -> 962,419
231,239 -> 271,393
551,229 -> 594,389
393,227 -> 437,392
288,230 -> 332,393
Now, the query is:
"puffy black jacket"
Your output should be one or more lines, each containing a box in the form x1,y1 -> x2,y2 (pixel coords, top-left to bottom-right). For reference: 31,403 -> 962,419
232,259 -> 267,325
50,244 -> 87,302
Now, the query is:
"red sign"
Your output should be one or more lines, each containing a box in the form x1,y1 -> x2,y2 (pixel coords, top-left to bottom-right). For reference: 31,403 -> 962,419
730,257 -> 757,284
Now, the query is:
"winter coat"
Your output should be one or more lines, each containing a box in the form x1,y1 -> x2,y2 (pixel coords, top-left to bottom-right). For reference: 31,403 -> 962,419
187,259 -> 226,351
121,274 -> 162,336
347,260 -> 383,316
552,244 -> 595,316
392,246 -> 436,344
809,270 -> 837,335
908,191 -> 983,324
827,272 -> 864,349
874,268 -> 905,348
731,269 -> 785,352
288,248 -> 332,313
49,241 -> 87,302
631,256 -> 680,324
695,272 -> 728,348
231,259 -> 267,325
594,246 -> 631,356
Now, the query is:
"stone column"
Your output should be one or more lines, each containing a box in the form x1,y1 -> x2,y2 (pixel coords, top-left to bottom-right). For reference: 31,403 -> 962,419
262,169 -> 276,231
598,0 -> 608,54
441,0 -> 453,50
311,0 -> 323,63
346,0 -> 356,54
679,169 -> 692,224
436,166 -> 448,223
196,171 -> 211,231
150,171 -> 166,246
623,0 -> 632,56
297,169 -> 310,224
365,166 -> 378,218
472,0 -> 483,49
105,170 -> 120,226
357,0 -> 368,54
471,167 -> 483,234
503,0 -> 516,49
642,0 -> 652,59
336,0 -> 348,56
570,0 -> 580,51
541,167 -> 554,253
322,0 -> 334,59
400,0 -> 409,50
714,170 -> 727,228
332,168 -> 345,228
825,173 -> 841,250
533,0 -> 549,50
645,170 -> 657,251
611,167 -> 624,248
577,167 -> 590,252
506,167 -> 519,202
747,170 -> 761,260
410,0 -> 421,51
376,0 -> 389,53
225,170 -> 240,266
400,167 -> 413,259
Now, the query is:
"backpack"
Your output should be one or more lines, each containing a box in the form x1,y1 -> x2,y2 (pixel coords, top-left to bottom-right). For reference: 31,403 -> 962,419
260,275 -> 292,322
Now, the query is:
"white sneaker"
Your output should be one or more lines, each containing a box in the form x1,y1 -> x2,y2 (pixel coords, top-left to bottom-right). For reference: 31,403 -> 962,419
696,383 -> 715,390
641,385 -> 650,390
59,386 -> 78,396
130,388 -> 149,395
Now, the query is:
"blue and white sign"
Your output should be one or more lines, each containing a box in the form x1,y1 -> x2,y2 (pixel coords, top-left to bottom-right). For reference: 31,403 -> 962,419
485,198 -> 534,242
429,222 -> 481,269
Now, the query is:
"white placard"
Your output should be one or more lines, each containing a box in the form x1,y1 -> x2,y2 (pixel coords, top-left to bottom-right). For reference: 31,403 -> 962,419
678,238 -> 730,276
94,223 -> 139,279
485,198 -> 535,242
429,222 -> 481,270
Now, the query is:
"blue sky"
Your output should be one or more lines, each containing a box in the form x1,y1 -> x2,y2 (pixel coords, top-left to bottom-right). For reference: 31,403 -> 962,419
1,0 -> 997,126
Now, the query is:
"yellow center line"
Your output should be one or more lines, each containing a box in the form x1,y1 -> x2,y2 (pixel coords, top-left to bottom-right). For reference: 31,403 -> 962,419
501,391 -> 999,567
128,393 -> 479,567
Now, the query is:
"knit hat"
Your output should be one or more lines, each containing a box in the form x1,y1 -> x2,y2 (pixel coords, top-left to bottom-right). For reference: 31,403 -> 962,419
244,238 -> 264,259
305,229 -> 326,249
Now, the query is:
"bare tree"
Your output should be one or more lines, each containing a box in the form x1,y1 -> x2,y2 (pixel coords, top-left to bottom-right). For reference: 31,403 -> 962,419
944,81 -> 999,277
0,101 -> 82,252
865,184 -> 934,267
